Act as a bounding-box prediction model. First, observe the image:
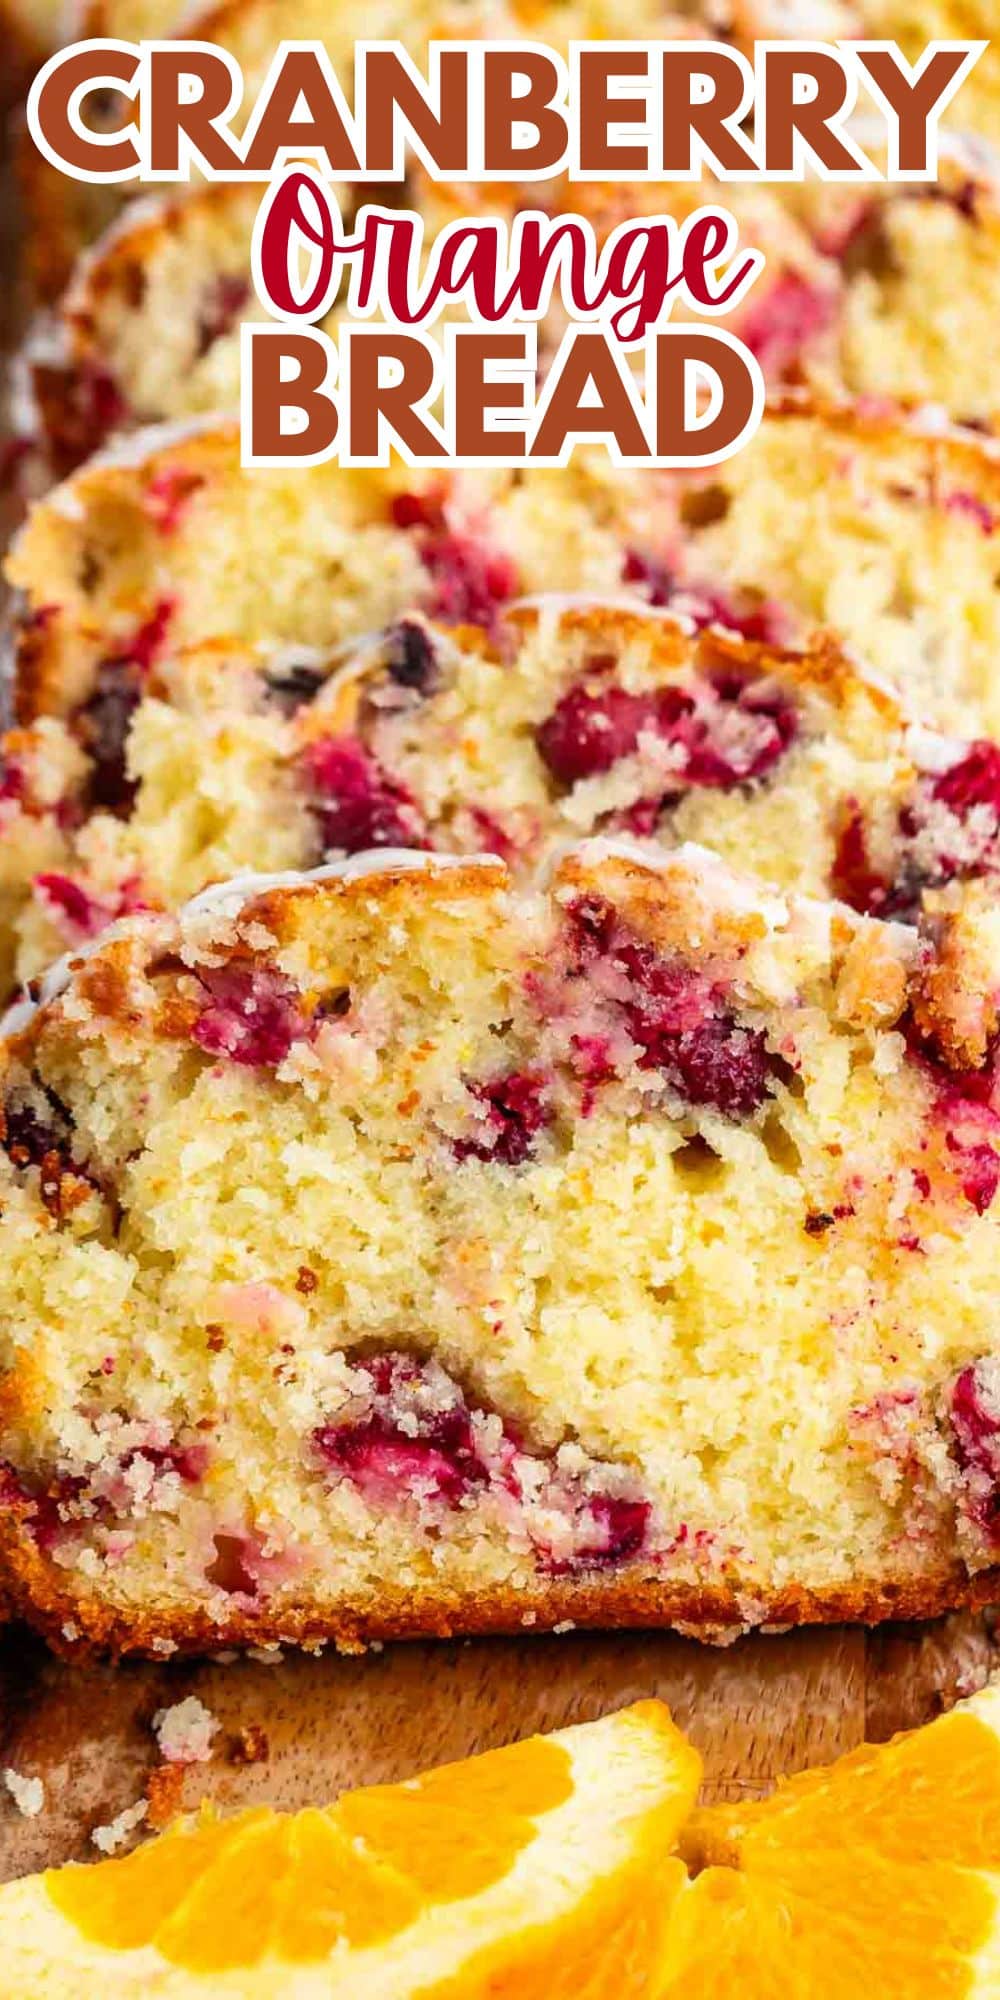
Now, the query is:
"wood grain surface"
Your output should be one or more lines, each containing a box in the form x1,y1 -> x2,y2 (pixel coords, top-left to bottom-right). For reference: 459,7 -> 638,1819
0,1612 -> 994,1878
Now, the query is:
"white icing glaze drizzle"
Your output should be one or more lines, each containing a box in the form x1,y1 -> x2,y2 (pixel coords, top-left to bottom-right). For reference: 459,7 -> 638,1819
0,851 -> 505,1034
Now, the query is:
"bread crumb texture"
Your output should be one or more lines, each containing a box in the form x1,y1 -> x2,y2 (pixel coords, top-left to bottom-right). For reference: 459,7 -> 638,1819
0,846 -> 998,1652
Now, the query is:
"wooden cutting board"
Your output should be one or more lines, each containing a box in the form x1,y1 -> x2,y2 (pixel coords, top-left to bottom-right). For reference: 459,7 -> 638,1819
0,1611 -> 993,1878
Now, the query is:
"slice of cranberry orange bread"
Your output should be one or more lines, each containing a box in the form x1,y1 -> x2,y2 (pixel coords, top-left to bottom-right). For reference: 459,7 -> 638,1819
19,144 -> 1000,488
3,441 -> 668,723
10,168 -> 827,482
2,842 -> 1000,1657
9,402 -> 1000,734
322,601 -> 1000,916
7,602 -> 994,994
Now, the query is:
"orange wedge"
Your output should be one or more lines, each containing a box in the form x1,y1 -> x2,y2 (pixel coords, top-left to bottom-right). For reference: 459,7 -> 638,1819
662,1680 -> 1000,1998
0,1700 -> 700,1998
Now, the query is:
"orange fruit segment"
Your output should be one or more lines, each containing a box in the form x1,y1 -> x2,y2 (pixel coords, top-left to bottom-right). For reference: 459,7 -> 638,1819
334,1733 -> 574,1902
663,1681 -> 1000,1999
684,1680 -> 1000,1872
6,1684 -> 1000,1997
0,1699 -> 699,1997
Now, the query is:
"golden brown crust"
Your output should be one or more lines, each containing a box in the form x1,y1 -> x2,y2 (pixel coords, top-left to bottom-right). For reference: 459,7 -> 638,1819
764,390 -> 1000,491
833,921 -> 911,1032
243,857 -> 507,953
910,890 -> 1000,1071
554,846 -> 774,964
508,600 -> 897,716
6,858 -> 508,1058
1,1498 -> 996,1664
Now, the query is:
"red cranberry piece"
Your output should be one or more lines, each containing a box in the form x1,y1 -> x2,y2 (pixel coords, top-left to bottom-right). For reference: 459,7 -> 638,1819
952,1364 -> 1000,1465
464,805 -> 519,863
537,667 -> 795,794
391,485 -> 517,629
945,491 -> 995,535
124,602 -> 174,676
658,1017 -> 772,1118
192,965 -> 311,1068
573,1494 -> 651,1567
302,736 -> 429,854
681,673 -> 797,786
537,674 -> 666,784
739,272 -> 837,380
34,872 -> 110,938
612,795 -> 664,838
0,1461 -> 86,1551
950,1362 -> 1000,1541
0,1461 -> 30,1510
313,1352 -> 491,1505
35,871 -> 148,940
903,1011 -> 998,1104
72,601 -> 173,815
540,1491 -> 652,1574
931,740 -> 1000,816
454,1070 -> 552,1166
841,741 -> 1000,920
683,592 -> 789,648
390,490 -> 444,530
145,468 -> 205,535
0,756 -> 25,804
569,1033 -> 616,1117
621,548 -> 675,606
122,1440 -> 210,1485
315,1417 -> 482,1504
568,900 -> 774,1119
831,805 -> 892,917
421,532 -> 519,633
947,1134 -> 1000,1215
356,1352 -> 419,1398
195,274 -> 251,358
